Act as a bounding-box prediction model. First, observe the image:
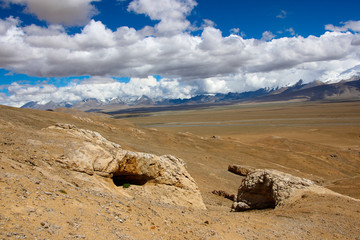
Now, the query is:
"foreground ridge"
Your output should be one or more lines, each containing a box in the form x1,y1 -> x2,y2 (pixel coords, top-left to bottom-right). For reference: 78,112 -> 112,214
1,104 -> 359,239
48,123 -> 206,210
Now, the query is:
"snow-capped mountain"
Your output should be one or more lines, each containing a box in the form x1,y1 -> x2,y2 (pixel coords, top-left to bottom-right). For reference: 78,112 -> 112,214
20,76 -> 360,111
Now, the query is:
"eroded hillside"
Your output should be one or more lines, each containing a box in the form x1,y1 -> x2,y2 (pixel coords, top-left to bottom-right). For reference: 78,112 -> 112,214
1,104 -> 360,239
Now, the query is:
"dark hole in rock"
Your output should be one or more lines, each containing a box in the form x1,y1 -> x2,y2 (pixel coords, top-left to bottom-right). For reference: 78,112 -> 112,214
112,175 -> 150,187
238,182 -> 276,210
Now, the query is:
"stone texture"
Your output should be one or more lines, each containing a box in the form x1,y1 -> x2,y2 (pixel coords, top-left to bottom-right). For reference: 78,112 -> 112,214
232,202 -> 251,211
48,124 -> 206,210
211,190 -> 236,201
228,164 -> 255,176
115,152 -> 198,190
232,169 -> 314,211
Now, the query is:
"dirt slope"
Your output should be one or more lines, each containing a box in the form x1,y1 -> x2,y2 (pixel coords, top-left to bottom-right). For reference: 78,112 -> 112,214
0,104 -> 360,239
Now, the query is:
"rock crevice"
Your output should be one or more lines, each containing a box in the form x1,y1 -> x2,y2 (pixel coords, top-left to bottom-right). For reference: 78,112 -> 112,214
47,123 -> 206,210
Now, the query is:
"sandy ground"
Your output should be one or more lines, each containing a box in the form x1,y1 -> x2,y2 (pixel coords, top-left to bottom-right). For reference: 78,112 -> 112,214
1,101 -> 360,239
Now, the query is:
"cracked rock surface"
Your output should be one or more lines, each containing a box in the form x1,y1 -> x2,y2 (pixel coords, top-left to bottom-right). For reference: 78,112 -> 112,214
232,169 -> 318,211
49,123 -> 206,210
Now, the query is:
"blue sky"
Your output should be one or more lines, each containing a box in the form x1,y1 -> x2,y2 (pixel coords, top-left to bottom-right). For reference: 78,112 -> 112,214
0,0 -> 359,106
3,0 -> 358,37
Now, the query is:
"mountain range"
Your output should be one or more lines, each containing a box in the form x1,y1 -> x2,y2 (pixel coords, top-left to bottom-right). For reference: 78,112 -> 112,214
21,76 -> 360,112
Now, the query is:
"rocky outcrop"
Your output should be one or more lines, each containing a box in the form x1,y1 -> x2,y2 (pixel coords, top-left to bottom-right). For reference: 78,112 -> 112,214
211,190 -> 236,201
228,164 -> 255,176
232,169 -> 314,211
47,123 -> 206,210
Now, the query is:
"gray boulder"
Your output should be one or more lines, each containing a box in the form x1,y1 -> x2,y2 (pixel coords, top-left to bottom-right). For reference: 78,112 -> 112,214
232,169 -> 314,211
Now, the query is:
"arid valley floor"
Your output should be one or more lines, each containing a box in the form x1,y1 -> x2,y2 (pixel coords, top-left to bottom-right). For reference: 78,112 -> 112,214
1,101 -> 360,239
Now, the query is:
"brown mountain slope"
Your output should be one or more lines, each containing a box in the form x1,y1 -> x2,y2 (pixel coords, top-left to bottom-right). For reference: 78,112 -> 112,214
1,104 -> 360,239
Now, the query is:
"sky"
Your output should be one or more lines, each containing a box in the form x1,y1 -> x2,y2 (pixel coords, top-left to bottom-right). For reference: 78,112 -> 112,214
0,0 -> 360,107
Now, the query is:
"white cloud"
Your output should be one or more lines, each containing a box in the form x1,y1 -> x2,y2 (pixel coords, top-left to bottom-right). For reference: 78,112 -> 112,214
2,52 -> 360,107
0,16 -> 359,82
202,19 -> 215,28
230,28 -> 246,38
351,35 -> 360,46
128,0 -> 197,35
0,16 -> 19,34
1,0 -> 100,26
276,10 -> 287,19
261,31 -> 275,41
325,20 -> 360,32
1,1 -> 360,107
230,28 -> 239,34
1,76 -> 198,107
286,27 -> 295,36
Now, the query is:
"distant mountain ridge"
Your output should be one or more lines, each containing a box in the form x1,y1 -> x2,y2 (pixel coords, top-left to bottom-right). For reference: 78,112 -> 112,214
21,101 -> 72,110
256,77 -> 360,102
21,77 -> 360,111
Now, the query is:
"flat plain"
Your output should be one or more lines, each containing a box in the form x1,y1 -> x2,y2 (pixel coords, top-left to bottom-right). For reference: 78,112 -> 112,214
111,100 -> 360,198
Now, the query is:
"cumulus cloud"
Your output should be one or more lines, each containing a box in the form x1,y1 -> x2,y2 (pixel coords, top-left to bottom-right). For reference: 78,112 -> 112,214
0,16 -> 359,81
325,20 -> 360,32
1,0 -> 100,26
202,19 -> 215,28
261,31 -> 275,41
4,53 -> 358,108
1,0 -> 360,106
1,76 -> 199,107
230,28 -> 246,37
128,0 -> 197,35
351,35 -> 360,46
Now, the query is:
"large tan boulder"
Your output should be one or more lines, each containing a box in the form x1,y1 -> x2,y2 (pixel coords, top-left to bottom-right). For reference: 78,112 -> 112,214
114,152 -> 198,190
47,123 -> 206,210
232,169 -> 314,211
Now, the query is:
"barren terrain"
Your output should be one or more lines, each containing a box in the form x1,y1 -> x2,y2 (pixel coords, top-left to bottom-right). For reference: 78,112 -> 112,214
1,101 -> 360,239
